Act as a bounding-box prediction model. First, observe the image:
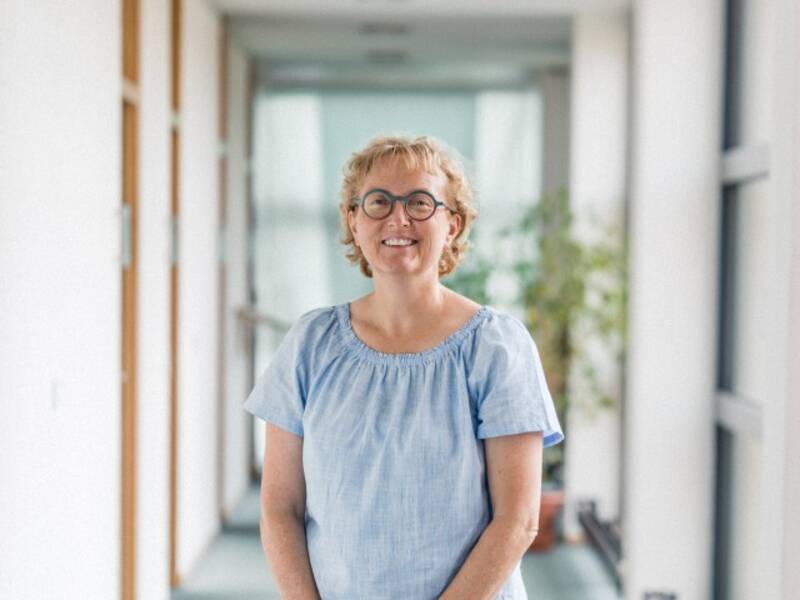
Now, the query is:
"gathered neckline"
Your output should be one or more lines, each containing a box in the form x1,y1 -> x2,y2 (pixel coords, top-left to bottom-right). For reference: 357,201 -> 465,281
335,302 -> 490,365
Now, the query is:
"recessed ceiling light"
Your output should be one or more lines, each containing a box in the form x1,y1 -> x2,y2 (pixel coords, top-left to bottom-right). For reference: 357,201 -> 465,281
365,49 -> 408,64
359,22 -> 410,35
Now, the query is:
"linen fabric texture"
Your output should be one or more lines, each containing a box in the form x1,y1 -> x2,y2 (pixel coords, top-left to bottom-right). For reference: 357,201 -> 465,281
244,302 -> 564,600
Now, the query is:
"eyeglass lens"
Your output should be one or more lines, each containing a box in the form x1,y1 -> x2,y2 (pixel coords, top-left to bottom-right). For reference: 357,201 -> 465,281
362,191 -> 436,220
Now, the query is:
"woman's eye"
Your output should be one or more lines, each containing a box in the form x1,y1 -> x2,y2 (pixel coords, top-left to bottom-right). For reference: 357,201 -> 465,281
410,198 -> 433,210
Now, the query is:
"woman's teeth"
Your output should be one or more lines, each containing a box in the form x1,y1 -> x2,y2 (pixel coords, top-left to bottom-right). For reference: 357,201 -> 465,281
383,239 -> 417,246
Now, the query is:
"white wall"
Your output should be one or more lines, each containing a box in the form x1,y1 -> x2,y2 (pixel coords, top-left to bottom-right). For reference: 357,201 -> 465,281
1,2 -> 252,597
765,0 -> 800,596
563,11 -> 628,540
623,1 -> 722,597
177,0 -> 222,580
137,0 -> 172,598
222,41 -> 253,518
781,0 -> 800,580
0,2 -> 121,599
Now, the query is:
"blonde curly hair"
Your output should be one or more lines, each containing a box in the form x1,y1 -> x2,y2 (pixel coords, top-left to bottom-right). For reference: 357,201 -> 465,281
338,134 -> 479,278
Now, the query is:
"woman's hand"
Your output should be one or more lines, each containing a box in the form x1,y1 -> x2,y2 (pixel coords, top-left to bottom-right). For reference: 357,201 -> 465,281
438,431 -> 543,600
259,422 -> 321,599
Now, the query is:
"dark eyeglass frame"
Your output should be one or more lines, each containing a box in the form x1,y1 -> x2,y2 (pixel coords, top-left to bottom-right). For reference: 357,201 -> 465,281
350,188 -> 458,222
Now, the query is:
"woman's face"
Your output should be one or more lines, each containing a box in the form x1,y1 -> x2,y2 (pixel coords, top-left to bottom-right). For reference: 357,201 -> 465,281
347,157 -> 461,279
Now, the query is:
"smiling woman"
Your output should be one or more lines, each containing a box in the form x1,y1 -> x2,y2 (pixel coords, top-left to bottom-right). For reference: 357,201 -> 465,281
345,155 -> 458,280
340,135 -> 478,279
244,134 -> 564,600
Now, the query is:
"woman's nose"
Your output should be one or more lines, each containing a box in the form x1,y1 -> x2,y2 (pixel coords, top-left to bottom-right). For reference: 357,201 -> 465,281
386,200 -> 410,225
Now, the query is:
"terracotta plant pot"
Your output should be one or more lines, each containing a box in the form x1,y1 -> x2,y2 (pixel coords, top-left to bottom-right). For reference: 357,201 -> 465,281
528,489 -> 565,552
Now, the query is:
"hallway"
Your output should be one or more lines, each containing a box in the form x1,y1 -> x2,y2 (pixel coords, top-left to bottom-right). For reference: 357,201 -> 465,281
4,1 -> 800,598
171,485 -> 621,600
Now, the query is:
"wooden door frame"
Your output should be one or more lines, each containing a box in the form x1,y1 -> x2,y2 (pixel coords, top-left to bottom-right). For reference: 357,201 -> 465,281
121,1 -> 140,599
169,0 -> 182,588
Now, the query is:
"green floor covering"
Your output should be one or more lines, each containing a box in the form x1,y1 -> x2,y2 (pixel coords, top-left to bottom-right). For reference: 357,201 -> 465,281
172,484 -> 620,600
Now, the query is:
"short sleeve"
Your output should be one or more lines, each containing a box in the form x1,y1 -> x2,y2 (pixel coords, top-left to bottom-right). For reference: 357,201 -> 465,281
243,315 -> 310,437
468,314 -> 564,447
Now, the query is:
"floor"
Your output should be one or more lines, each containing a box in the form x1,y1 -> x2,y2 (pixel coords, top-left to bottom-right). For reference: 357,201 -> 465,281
172,484 -> 621,600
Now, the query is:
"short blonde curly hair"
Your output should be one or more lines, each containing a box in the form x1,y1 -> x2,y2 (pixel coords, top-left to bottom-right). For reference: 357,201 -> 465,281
338,134 -> 479,278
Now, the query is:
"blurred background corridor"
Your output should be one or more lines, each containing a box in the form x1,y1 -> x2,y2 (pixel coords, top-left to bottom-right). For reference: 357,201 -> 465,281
2,1 -> 799,599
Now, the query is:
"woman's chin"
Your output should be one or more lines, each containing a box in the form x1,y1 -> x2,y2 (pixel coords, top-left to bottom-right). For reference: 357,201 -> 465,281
371,260 -> 439,277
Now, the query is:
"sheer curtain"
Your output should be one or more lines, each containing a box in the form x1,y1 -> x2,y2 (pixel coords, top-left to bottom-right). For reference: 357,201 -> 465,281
473,87 -> 542,314
252,92 -> 331,368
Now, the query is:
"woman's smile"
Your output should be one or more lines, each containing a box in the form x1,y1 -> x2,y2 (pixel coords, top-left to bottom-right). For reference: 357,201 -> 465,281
382,237 -> 419,248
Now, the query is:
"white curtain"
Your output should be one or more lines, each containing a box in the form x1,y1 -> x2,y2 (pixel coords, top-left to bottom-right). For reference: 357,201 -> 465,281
473,88 -> 543,312
252,92 -> 332,326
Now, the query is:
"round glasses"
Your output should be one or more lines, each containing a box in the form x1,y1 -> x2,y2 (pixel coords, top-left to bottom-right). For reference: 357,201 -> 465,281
352,188 -> 457,221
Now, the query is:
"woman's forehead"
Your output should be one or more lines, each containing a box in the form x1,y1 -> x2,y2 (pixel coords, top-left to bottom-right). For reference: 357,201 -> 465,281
363,157 -> 445,188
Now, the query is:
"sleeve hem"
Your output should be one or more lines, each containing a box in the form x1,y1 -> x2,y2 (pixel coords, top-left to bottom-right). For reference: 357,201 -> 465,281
244,404 -> 304,437
477,423 -> 564,447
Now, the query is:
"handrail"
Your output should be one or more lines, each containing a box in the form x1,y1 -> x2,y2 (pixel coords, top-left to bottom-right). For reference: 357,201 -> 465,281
235,305 -> 292,334
576,499 -> 622,593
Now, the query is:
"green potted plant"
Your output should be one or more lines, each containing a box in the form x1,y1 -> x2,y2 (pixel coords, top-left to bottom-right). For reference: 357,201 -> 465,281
444,187 -> 627,551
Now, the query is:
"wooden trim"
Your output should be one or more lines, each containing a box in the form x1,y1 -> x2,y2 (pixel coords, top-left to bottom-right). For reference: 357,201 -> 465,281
121,101 -> 139,600
121,1 -> 139,599
122,78 -> 140,105
219,20 -> 229,146
168,218 -> 180,587
122,0 -> 139,83
168,0 -> 182,588
171,0 -> 181,111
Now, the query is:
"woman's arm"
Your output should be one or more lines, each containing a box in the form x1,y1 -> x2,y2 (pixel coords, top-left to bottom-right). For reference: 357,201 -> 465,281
438,431 -> 543,600
260,422 -> 320,600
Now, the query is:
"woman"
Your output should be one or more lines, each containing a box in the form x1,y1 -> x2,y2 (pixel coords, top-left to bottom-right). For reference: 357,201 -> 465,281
244,134 -> 564,600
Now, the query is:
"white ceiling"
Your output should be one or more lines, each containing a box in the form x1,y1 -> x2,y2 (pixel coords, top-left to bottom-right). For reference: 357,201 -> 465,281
213,0 -> 628,90
211,0 -> 628,18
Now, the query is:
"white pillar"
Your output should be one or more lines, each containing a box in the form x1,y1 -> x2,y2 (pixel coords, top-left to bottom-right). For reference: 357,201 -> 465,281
177,0 -> 223,578
137,0 -> 172,598
770,0 -> 800,596
624,1 -> 722,597
0,2 -> 122,598
222,40 -> 253,519
563,11 -> 629,543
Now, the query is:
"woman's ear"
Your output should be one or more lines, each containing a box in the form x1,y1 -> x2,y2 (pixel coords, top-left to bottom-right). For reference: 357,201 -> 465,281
347,209 -> 357,238
348,209 -> 362,248
446,213 -> 462,244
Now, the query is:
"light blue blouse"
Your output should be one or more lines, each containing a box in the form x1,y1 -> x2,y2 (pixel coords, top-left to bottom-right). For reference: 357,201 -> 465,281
244,302 -> 564,600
